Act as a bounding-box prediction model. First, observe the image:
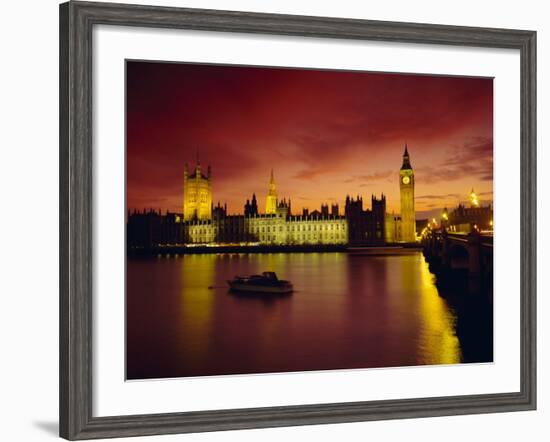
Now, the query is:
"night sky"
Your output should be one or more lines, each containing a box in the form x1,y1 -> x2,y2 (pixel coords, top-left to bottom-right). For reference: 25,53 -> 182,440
126,61 -> 493,219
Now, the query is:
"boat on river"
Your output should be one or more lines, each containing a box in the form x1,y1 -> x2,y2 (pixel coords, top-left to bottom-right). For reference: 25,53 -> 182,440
227,272 -> 293,294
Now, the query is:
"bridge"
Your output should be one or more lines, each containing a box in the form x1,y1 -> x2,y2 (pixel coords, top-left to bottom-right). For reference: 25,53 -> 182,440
422,229 -> 493,298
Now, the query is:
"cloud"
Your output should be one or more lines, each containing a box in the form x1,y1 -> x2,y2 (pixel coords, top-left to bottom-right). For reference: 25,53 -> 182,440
358,170 -> 393,183
293,167 -> 331,181
416,193 -> 461,200
416,136 -> 493,184
343,170 -> 394,187
126,62 -> 493,213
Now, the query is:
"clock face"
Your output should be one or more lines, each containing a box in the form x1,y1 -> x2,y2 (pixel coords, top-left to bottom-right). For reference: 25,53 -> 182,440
402,176 -> 410,185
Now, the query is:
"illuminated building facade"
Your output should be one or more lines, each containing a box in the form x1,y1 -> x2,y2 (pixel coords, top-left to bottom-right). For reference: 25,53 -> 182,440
183,198 -> 348,245
446,189 -> 493,232
183,161 -> 212,221
128,148 -> 416,248
383,144 -> 416,243
265,169 -> 278,215
180,169 -> 348,245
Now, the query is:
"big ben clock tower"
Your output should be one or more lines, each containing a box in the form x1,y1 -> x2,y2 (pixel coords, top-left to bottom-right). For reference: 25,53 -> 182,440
399,144 -> 416,242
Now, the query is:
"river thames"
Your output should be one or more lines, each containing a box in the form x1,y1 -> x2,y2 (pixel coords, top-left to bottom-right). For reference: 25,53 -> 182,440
126,251 -> 492,380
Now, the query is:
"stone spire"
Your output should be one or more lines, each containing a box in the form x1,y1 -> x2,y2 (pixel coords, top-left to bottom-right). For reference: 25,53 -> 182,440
401,143 -> 412,170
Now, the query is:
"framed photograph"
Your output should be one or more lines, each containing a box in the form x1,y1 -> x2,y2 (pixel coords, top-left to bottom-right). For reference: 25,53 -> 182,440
59,1 -> 536,439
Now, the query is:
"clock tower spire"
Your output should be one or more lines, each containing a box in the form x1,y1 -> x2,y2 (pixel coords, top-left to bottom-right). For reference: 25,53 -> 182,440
399,144 -> 415,242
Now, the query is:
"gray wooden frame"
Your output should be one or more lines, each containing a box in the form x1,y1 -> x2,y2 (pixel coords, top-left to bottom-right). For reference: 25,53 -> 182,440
59,1 -> 537,439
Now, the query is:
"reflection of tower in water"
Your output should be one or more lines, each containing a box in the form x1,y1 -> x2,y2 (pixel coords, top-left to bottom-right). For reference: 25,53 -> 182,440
178,254 -> 216,368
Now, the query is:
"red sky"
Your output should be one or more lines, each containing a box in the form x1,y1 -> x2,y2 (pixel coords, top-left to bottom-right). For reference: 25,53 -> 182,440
126,61 -> 493,219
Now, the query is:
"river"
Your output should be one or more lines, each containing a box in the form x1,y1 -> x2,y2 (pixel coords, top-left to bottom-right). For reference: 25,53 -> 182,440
126,251 -> 492,380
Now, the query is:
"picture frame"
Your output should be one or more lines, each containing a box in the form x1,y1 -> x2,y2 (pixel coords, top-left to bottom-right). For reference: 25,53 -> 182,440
59,1 -> 536,439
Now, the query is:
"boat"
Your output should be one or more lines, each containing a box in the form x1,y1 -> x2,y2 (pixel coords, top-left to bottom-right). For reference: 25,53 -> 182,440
227,272 -> 293,294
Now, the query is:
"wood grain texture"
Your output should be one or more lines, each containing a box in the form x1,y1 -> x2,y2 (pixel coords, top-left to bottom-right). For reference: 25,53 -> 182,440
59,1 -> 537,439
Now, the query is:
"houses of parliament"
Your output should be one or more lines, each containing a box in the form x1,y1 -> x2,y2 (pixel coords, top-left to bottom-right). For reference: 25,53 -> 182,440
127,146 -> 417,248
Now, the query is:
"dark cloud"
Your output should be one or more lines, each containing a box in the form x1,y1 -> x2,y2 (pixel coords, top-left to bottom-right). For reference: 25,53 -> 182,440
126,61 -> 493,213
416,137 -> 493,185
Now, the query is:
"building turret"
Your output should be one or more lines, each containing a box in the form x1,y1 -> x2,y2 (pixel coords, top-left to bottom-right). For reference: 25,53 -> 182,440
183,159 -> 212,221
213,201 -> 227,219
265,169 -> 278,214
244,193 -> 259,217
276,198 -> 290,218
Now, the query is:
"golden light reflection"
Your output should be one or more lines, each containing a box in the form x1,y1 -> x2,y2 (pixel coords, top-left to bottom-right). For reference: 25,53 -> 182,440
178,254 -> 215,368
417,255 -> 462,364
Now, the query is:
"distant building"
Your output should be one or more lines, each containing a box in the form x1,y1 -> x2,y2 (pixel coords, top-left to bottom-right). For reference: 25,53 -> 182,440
127,209 -> 184,248
447,189 -> 492,232
128,146 -> 420,249
345,195 -> 386,245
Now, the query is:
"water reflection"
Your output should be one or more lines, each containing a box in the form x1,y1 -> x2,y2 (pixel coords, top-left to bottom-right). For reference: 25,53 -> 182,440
178,254 -> 215,371
126,252 -> 490,380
